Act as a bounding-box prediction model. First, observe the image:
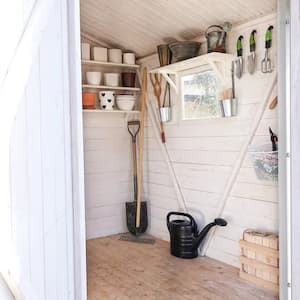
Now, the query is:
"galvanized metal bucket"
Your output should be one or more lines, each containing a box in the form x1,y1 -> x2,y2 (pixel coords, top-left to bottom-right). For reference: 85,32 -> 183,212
205,25 -> 227,53
157,44 -> 172,67
220,98 -> 237,117
160,107 -> 171,122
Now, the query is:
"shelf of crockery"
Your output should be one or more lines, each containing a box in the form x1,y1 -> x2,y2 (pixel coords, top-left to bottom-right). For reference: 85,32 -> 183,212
83,109 -> 140,114
81,60 -> 140,70
82,84 -> 140,92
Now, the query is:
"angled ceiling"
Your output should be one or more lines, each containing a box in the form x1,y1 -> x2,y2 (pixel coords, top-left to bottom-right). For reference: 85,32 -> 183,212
80,0 -> 276,58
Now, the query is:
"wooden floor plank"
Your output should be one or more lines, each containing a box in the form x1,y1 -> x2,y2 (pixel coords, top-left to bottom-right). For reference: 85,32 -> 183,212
87,235 -> 278,300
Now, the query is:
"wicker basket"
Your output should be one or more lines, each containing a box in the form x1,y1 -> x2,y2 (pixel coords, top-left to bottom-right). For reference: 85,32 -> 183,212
248,145 -> 278,181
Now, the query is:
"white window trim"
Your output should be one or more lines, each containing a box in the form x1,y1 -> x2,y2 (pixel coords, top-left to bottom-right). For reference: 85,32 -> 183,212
177,65 -> 222,122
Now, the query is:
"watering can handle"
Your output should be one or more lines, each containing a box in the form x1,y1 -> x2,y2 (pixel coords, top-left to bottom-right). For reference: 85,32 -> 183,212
166,211 -> 198,233
205,25 -> 224,37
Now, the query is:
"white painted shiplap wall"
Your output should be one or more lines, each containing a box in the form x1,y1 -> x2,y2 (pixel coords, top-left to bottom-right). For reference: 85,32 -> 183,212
139,14 -> 278,267
0,1 -> 78,299
83,113 -> 134,239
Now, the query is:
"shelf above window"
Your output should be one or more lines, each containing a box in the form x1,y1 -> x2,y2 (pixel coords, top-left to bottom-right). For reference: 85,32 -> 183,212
149,52 -> 234,92
82,84 -> 140,92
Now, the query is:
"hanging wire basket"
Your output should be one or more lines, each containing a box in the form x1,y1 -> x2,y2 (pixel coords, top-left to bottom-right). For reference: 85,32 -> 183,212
248,144 -> 278,181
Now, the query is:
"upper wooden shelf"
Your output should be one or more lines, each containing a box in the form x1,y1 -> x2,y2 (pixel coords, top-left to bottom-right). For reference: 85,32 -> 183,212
81,60 -> 140,69
149,53 -> 234,74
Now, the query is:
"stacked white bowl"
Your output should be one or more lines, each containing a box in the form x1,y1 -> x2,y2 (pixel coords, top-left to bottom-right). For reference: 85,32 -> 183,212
116,94 -> 136,111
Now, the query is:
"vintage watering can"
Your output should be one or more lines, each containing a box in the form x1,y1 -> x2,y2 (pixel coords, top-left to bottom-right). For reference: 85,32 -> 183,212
167,212 -> 227,259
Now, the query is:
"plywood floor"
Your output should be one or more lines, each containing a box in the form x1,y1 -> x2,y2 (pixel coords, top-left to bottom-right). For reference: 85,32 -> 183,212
87,235 -> 278,300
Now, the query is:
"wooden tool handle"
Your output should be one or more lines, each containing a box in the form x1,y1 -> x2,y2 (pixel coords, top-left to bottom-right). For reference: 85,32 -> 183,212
155,95 -> 166,143
269,96 -> 278,110
161,131 -> 166,143
132,140 -> 138,201
132,142 -> 137,175
136,68 -> 147,228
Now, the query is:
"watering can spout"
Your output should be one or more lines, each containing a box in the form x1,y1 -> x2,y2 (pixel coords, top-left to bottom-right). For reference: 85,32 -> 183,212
192,218 -> 227,250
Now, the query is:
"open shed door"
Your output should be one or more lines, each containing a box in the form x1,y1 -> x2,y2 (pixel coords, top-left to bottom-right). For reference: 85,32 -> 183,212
0,0 -> 86,299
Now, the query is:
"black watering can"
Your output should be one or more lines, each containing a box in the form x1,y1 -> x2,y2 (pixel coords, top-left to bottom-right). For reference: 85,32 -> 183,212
167,212 -> 227,259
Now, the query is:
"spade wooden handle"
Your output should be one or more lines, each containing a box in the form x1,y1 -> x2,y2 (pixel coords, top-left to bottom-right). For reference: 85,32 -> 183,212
136,68 -> 147,228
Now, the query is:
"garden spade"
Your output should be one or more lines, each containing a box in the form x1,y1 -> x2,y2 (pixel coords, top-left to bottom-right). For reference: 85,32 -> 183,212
247,30 -> 256,74
235,35 -> 244,78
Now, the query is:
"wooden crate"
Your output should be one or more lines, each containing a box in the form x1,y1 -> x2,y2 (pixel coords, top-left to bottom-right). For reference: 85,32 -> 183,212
239,230 -> 279,293
243,229 -> 279,250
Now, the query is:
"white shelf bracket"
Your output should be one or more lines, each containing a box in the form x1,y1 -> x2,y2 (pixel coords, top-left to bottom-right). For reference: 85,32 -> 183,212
161,73 -> 178,93
206,59 -> 226,84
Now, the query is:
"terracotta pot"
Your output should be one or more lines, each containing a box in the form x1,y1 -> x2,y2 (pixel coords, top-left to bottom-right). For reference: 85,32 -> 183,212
82,93 -> 96,109
122,72 -> 136,87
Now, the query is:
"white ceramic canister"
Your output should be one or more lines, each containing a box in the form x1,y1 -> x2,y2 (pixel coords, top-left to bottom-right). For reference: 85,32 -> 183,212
104,73 -> 120,87
108,49 -> 122,63
92,47 -> 108,62
123,52 -> 136,65
81,43 -> 90,60
99,91 -> 116,110
86,71 -> 101,85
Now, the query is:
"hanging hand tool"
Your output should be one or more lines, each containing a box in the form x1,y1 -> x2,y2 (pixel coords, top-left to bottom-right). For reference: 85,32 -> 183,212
150,73 -> 166,143
235,35 -> 244,78
261,26 -> 274,73
247,30 -> 256,74
231,60 -> 235,99
269,126 -> 278,151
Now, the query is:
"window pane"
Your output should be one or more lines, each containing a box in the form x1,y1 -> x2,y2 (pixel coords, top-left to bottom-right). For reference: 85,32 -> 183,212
182,70 -> 220,119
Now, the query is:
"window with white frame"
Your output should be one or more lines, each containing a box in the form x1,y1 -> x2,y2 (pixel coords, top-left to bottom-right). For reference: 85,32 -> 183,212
181,69 -> 220,120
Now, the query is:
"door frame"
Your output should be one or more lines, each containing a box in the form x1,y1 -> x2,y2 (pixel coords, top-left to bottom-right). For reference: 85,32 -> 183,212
66,0 -> 87,300
278,0 -> 292,299
68,1 -> 295,300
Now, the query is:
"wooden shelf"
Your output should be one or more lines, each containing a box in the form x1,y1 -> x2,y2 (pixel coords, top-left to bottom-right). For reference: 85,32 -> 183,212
149,52 -> 234,92
83,109 -> 140,114
150,52 -> 234,74
82,84 -> 140,92
81,60 -> 139,69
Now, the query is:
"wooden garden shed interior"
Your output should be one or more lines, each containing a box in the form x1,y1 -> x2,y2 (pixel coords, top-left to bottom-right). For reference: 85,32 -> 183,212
4,0 -> 300,299
80,0 -> 280,299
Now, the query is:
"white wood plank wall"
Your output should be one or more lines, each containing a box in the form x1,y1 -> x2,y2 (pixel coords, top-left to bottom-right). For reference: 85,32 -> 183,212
0,1 -> 76,299
83,113 -> 135,238
139,15 -> 278,267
